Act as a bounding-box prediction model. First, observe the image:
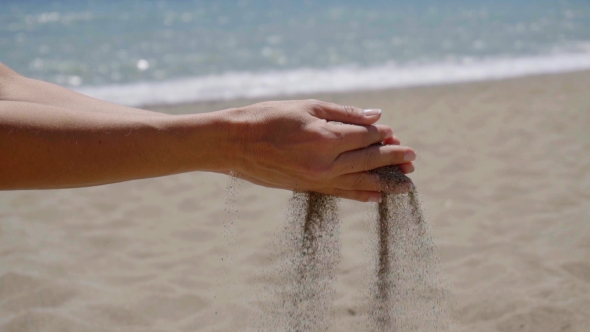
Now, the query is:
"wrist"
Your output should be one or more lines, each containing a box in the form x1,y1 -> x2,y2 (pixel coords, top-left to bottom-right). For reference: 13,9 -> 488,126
216,106 -> 253,173
167,107 -> 249,173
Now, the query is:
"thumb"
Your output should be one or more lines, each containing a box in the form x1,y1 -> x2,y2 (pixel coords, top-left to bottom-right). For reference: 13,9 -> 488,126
310,100 -> 382,125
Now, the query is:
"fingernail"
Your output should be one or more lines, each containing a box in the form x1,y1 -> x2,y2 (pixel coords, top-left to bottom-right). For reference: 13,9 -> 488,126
384,128 -> 394,139
368,195 -> 382,203
363,109 -> 381,117
403,151 -> 416,162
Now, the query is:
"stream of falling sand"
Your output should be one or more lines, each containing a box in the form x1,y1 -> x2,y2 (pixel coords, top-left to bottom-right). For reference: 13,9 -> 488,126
264,166 -> 451,332
368,165 -> 451,331
273,192 -> 341,332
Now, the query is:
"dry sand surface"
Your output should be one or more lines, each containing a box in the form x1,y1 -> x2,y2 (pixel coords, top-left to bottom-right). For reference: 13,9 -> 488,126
1,71 -> 590,332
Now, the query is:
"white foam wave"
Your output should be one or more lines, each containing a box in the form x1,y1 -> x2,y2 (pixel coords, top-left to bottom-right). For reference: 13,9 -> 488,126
75,52 -> 590,107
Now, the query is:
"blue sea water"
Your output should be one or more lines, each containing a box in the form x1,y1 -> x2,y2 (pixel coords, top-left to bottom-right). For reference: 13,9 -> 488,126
1,0 -> 590,106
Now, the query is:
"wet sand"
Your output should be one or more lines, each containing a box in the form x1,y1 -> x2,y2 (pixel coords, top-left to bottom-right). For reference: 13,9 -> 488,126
1,70 -> 590,331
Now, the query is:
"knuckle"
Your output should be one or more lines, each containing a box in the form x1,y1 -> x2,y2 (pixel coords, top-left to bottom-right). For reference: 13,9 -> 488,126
308,124 -> 326,139
306,162 -> 331,180
350,173 -> 365,190
306,99 -> 323,109
330,188 -> 345,198
342,105 -> 361,119
374,125 -> 388,141
321,125 -> 344,141
362,147 -> 374,171
310,127 -> 345,155
363,128 -> 377,148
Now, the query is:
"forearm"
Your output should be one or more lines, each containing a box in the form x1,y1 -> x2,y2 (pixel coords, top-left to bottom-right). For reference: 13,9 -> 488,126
0,62 -> 164,116
0,100 -> 235,189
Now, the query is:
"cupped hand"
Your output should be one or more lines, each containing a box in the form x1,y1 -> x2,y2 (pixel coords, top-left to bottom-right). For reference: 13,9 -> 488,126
225,99 -> 415,202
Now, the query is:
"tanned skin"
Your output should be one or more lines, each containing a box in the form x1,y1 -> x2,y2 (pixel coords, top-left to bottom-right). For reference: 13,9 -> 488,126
0,62 -> 415,202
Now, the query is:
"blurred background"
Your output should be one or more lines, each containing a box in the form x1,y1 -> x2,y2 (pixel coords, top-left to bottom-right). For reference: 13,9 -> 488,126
2,0 -> 590,105
1,1 -> 590,332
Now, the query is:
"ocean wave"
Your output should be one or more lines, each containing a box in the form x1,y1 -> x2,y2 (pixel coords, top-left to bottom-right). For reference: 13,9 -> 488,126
75,52 -> 590,107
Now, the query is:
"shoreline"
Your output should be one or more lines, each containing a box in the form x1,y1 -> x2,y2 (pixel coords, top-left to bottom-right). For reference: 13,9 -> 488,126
73,51 -> 590,109
145,68 -> 590,114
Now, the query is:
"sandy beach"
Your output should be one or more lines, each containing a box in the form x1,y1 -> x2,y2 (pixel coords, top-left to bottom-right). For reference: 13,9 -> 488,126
1,70 -> 589,332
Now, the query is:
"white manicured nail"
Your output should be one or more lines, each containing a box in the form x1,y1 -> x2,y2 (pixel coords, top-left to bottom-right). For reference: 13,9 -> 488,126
384,128 -> 394,139
403,151 -> 416,162
363,109 -> 382,116
368,195 -> 382,203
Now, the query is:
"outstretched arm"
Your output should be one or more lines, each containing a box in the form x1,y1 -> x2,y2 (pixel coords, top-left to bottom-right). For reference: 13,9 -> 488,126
0,62 -> 163,116
0,63 -> 415,201
0,99 -> 234,189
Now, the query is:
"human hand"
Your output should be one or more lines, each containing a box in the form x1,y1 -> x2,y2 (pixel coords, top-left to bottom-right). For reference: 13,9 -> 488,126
224,99 -> 415,202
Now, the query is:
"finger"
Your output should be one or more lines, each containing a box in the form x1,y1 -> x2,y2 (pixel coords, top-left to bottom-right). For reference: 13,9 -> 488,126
231,171 -> 383,202
315,188 -> 383,203
333,171 -> 414,193
383,135 -> 401,145
333,144 -> 416,175
399,162 -> 414,174
332,172 -> 382,192
309,99 -> 382,125
325,122 -> 393,152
